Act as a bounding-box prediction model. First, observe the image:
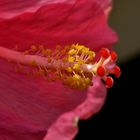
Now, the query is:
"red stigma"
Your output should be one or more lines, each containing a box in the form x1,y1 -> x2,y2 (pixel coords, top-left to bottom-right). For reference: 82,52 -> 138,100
110,51 -> 118,61
105,77 -> 114,88
114,66 -> 121,78
97,66 -> 105,77
96,49 -> 121,88
100,48 -> 110,58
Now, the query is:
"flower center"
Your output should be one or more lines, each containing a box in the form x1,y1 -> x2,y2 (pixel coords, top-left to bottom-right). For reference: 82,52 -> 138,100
0,44 -> 121,90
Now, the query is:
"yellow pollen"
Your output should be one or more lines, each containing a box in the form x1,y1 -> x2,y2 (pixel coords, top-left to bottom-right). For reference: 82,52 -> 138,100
35,44 -> 95,89
68,49 -> 77,55
6,44 -> 98,90
67,67 -> 73,73
83,48 -> 89,55
73,64 -> 80,71
73,74 -> 80,80
0,43 -> 120,90
89,51 -> 95,59
31,45 -> 37,51
68,56 -> 75,62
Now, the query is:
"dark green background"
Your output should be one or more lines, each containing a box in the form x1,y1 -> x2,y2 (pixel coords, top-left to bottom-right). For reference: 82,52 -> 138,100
110,0 -> 140,63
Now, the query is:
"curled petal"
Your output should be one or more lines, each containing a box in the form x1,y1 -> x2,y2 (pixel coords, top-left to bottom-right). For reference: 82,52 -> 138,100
0,59 -> 106,139
0,0 -> 75,19
0,0 -> 112,13
97,0 -> 113,16
0,0 -> 117,51
44,77 -> 106,140
0,0 -> 112,19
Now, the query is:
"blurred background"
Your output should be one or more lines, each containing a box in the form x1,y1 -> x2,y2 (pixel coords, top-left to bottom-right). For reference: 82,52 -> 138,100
110,0 -> 140,63
75,0 -> 140,139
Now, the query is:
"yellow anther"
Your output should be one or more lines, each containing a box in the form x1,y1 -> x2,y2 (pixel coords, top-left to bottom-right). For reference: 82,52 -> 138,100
41,49 -> 49,56
47,49 -> 52,54
75,57 -> 80,62
77,60 -> 84,65
73,64 -> 80,71
82,48 -> 89,54
42,49 -> 52,56
89,51 -> 95,59
73,74 -> 81,81
84,77 -> 91,85
72,74 -> 81,87
75,80 -> 80,87
76,45 -> 85,51
68,56 -> 75,62
67,67 -> 73,73
68,49 -> 77,56
71,44 -> 76,49
12,43 -> 97,90
31,45 -> 37,51
71,44 -> 84,51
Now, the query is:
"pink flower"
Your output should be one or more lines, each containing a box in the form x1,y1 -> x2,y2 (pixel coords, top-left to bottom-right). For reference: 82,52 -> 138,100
0,0 -> 120,140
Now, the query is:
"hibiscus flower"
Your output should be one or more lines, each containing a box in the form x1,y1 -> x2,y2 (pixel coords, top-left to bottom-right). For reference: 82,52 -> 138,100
0,0 -> 120,140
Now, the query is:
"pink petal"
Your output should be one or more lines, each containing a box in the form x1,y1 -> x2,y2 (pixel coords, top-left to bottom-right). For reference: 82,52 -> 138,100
0,0 -> 112,19
97,0 -> 112,8
0,0 -> 115,139
0,0 -> 117,51
0,0 -> 75,19
0,59 -> 106,139
44,77 -> 106,140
